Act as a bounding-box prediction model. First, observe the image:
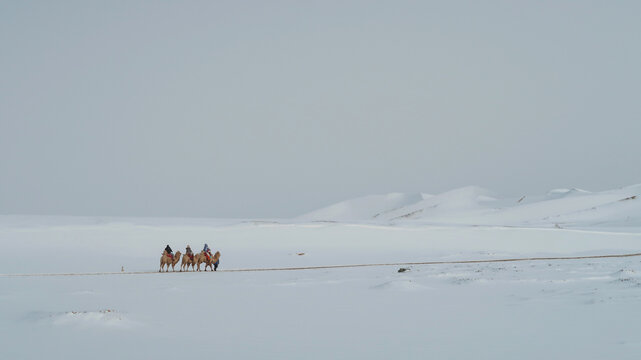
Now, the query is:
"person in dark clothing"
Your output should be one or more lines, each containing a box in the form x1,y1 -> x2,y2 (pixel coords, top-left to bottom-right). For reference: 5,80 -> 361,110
165,245 -> 173,259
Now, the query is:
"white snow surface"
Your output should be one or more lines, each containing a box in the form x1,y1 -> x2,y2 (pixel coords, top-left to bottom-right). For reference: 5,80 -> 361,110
3,184 -> 641,359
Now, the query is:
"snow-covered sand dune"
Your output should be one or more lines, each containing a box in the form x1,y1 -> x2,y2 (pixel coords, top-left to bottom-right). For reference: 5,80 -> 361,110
299,184 -> 641,229
2,184 -> 641,359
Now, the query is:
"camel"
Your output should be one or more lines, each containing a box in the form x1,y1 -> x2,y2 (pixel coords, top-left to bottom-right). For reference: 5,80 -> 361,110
159,250 -> 182,272
181,252 -> 196,272
196,251 -> 221,271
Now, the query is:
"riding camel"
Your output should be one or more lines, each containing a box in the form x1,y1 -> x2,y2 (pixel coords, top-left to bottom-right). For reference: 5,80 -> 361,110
159,250 -> 182,272
196,251 -> 221,272
181,252 -> 196,272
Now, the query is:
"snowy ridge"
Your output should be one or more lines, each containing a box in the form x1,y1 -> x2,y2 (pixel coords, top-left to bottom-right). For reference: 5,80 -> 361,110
298,192 -> 424,222
299,184 -> 641,228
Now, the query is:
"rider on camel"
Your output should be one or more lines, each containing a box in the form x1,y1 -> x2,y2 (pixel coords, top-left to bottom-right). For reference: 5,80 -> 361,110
186,245 -> 194,260
203,243 -> 212,261
165,245 -> 173,260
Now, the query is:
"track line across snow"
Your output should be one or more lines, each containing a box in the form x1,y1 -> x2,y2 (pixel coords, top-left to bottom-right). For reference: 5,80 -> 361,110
2,252 -> 641,277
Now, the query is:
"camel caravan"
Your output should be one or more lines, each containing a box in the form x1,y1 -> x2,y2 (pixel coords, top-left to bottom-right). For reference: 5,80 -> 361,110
160,243 -> 221,272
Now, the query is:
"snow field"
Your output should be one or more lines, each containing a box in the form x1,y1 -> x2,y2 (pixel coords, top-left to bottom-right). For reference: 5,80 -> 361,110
2,183 -> 641,359
3,256 -> 641,359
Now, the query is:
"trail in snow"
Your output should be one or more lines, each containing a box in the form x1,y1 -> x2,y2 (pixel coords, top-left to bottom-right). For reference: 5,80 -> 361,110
3,251 -> 641,277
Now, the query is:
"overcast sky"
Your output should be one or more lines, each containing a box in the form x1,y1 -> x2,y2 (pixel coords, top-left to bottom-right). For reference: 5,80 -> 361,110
1,1 -> 641,218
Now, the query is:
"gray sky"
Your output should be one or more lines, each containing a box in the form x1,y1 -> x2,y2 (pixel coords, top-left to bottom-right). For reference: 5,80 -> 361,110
2,1 -> 641,218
